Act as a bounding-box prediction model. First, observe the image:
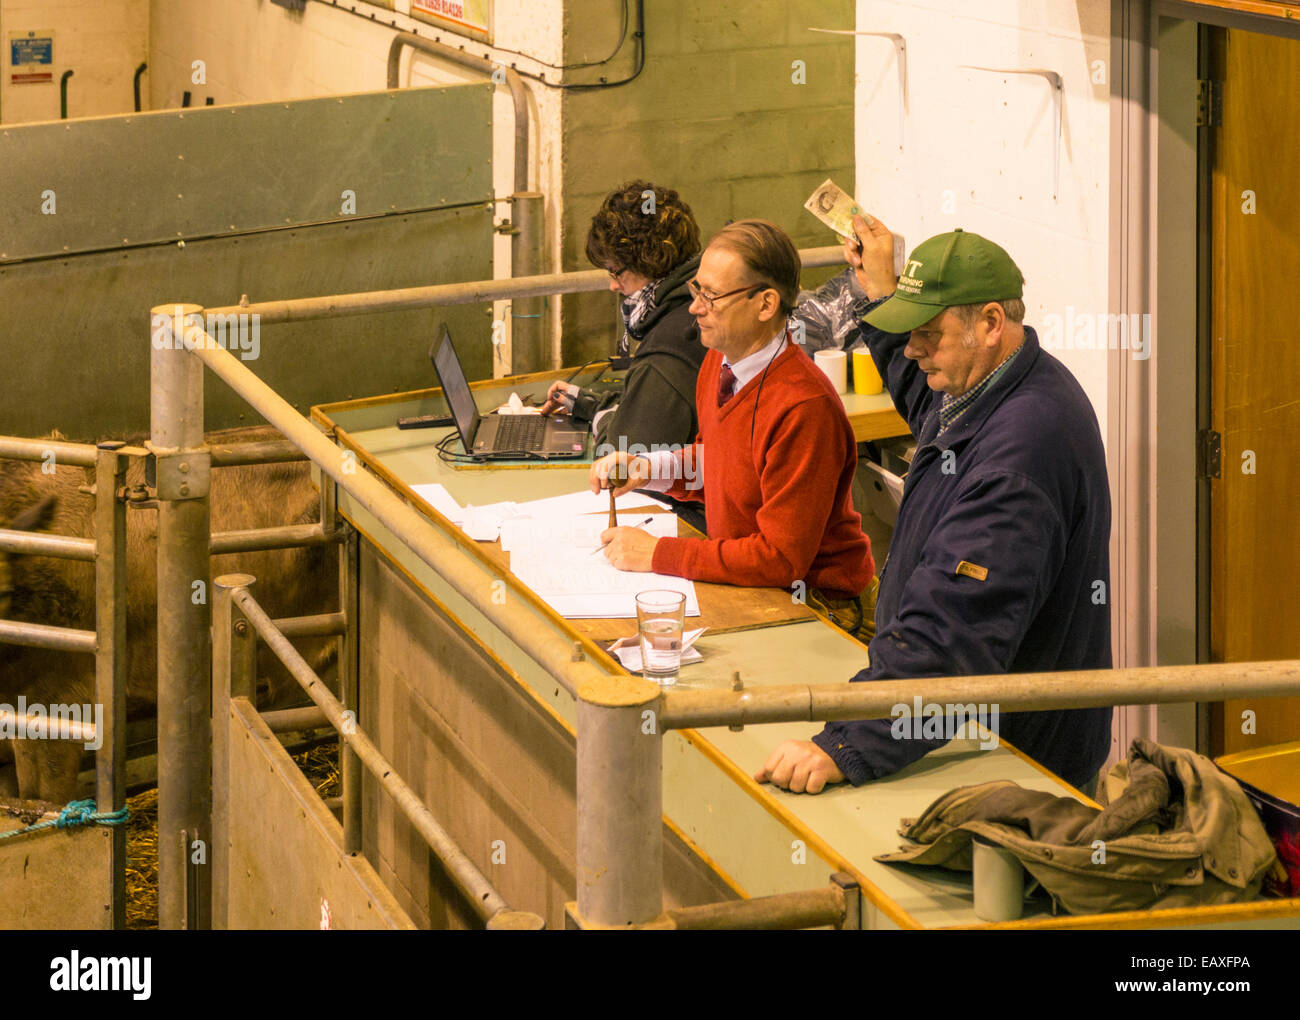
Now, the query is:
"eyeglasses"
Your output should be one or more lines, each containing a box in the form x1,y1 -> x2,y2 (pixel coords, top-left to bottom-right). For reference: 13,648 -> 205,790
607,267 -> 629,281
688,279 -> 766,312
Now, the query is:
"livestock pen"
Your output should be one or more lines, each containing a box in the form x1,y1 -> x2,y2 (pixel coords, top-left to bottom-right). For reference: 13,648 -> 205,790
0,428 -> 339,927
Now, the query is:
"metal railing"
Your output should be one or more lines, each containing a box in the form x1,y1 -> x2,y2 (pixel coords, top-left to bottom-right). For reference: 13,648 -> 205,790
212,573 -> 540,929
0,435 -> 128,928
0,428 -> 348,929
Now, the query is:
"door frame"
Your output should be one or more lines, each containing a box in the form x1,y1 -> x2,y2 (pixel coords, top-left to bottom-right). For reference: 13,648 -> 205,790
1108,0 -> 1300,755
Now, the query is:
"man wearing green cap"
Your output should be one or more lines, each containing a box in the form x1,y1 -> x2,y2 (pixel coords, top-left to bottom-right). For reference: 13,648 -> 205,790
756,214 -> 1112,797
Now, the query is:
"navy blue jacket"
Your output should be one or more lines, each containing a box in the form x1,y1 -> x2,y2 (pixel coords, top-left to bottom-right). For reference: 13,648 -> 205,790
812,301 -> 1113,788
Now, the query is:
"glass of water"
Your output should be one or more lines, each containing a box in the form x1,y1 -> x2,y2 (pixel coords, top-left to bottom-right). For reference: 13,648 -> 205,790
635,590 -> 686,685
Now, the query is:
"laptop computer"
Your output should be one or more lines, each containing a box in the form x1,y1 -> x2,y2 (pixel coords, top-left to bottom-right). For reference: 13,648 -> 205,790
429,325 -> 589,460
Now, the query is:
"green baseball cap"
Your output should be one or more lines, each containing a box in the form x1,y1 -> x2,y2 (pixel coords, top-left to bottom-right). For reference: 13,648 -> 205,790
864,228 -> 1023,333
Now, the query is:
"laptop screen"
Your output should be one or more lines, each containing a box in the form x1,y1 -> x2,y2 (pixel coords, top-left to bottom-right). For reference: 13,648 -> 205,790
430,327 -> 480,450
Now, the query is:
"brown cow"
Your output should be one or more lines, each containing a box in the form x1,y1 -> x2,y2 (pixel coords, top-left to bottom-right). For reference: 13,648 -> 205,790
0,427 -> 338,803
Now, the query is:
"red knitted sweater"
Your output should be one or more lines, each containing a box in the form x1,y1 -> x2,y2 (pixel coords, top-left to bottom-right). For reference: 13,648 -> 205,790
650,344 -> 874,597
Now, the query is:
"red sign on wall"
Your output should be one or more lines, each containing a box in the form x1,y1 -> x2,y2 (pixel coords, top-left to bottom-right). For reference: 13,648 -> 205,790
411,0 -> 491,43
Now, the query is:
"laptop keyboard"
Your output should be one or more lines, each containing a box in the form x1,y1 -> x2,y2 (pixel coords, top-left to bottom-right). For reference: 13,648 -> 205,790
492,414 -> 547,452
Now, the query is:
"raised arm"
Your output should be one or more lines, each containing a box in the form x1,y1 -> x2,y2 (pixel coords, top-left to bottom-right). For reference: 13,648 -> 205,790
844,213 -> 937,433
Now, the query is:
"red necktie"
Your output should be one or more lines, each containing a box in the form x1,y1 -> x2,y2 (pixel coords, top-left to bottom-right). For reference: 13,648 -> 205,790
717,363 -> 737,407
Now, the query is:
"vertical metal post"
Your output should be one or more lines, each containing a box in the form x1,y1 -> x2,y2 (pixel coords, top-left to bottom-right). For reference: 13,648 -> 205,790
575,676 -> 663,927
340,525 -> 362,855
151,302 -> 212,931
94,441 -> 129,930
510,192 -> 546,373
211,574 -> 257,931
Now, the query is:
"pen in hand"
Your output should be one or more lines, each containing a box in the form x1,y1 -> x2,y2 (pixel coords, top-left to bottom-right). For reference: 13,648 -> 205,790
591,516 -> 655,556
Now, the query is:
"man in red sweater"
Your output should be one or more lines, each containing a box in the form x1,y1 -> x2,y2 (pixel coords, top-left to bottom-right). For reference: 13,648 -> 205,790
591,219 -> 874,622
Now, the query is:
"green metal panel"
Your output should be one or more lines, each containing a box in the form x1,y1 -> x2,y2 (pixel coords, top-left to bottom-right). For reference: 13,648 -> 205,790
0,81 -> 494,440
0,84 -> 492,262
0,206 -> 494,440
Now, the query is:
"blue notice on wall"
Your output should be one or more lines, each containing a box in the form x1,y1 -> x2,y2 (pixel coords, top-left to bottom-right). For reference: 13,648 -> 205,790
9,30 -> 54,84
11,35 -> 53,66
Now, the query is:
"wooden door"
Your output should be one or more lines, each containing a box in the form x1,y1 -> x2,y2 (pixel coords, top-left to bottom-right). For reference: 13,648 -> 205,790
1209,27 -> 1300,755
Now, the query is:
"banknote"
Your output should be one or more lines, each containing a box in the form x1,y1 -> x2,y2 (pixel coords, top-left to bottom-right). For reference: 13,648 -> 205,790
804,179 -> 906,275
804,179 -> 864,239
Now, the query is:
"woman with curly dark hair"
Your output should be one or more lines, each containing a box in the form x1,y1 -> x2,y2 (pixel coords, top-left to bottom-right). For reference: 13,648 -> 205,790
541,181 -> 707,468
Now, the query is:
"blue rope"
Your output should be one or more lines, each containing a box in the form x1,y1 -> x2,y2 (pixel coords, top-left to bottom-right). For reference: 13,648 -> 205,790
0,799 -> 129,840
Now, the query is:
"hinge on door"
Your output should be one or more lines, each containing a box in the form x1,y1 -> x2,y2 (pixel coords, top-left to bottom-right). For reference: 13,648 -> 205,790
1197,79 -> 1221,127
1197,429 -> 1222,478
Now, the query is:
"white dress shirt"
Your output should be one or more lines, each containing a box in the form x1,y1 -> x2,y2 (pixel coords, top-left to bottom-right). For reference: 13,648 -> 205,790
638,324 -> 788,491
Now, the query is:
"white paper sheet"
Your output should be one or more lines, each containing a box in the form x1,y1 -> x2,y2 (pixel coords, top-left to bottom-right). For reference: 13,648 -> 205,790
508,514 -> 698,619
511,487 -> 669,519
607,627 -> 706,673
409,483 -> 518,541
500,511 -> 666,553
411,482 -> 464,524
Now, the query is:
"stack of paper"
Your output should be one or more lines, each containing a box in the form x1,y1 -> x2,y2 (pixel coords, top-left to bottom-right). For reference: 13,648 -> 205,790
412,483 -> 671,544
511,488 -> 670,518
411,484 -> 697,619
508,513 -> 698,619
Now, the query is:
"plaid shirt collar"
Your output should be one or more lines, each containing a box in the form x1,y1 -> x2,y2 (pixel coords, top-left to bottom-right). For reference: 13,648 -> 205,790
938,341 -> 1026,435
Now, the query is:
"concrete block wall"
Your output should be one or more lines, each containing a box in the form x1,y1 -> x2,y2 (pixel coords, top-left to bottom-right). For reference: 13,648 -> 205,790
558,0 -> 857,365
0,0 -> 148,124
853,0 -> 1112,440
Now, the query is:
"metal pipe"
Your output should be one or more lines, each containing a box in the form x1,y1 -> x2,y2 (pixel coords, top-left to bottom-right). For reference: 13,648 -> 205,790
340,527 -> 362,856
94,441 -> 129,930
0,529 -> 96,561
269,611 -> 346,639
510,192 -> 545,373
60,70 -> 73,119
576,676 -> 663,927
386,31 -> 530,194
0,619 -> 96,653
232,584 -> 517,925
210,522 -> 338,555
664,884 -> 846,930
655,660 -> 1300,731
133,62 -> 147,112
151,303 -> 212,932
183,329 -> 615,700
206,269 -> 614,325
211,574 -> 258,930
209,438 -> 307,466
0,434 -> 104,467
261,705 -> 330,733
202,247 -> 848,326
0,711 -> 97,743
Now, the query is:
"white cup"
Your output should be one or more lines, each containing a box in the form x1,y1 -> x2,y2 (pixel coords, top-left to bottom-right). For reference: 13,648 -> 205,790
814,349 -> 848,394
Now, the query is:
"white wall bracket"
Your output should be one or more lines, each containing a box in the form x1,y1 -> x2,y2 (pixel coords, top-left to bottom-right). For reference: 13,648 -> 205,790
958,65 -> 1063,200
811,28 -> 907,151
